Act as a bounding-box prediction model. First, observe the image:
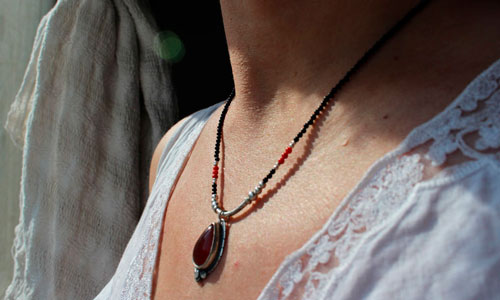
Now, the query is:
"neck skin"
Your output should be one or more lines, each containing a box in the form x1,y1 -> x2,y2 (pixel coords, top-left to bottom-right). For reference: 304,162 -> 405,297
219,0 -> 419,121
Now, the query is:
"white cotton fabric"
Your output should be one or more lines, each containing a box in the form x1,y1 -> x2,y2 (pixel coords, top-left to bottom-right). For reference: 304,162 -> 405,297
95,57 -> 500,300
3,1 -> 177,299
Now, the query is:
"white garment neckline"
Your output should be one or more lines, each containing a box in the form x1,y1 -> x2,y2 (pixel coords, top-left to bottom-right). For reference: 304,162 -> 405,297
146,57 -> 500,300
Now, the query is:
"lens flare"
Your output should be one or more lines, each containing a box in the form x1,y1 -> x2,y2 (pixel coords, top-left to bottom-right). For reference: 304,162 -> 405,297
154,31 -> 185,63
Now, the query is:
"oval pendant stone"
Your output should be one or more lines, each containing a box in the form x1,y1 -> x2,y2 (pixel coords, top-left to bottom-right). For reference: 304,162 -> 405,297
193,224 -> 215,266
193,220 -> 226,282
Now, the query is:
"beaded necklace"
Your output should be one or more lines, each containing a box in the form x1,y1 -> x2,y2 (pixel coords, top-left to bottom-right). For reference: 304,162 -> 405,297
192,0 -> 430,282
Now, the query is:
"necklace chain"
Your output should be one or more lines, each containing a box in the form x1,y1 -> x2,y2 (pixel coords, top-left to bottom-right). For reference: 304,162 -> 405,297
210,0 -> 430,220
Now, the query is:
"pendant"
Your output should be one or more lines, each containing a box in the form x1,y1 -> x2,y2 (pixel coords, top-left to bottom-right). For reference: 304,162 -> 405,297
192,220 -> 227,282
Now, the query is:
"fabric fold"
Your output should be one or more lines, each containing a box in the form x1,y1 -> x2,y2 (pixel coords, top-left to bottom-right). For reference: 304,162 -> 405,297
3,0 -> 177,299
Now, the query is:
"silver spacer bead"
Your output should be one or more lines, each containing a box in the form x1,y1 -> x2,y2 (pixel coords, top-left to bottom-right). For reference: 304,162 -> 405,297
213,161 -> 218,166
289,141 -> 295,147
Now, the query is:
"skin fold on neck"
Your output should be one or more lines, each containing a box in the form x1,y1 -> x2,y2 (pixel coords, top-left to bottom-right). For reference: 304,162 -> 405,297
218,0 -> 500,149
219,0 -> 420,116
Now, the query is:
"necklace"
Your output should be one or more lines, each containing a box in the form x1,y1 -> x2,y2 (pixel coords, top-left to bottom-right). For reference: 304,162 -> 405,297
192,0 -> 430,282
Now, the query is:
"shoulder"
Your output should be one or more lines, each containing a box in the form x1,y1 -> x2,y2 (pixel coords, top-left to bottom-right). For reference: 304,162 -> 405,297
148,116 -> 190,193
148,102 -> 225,192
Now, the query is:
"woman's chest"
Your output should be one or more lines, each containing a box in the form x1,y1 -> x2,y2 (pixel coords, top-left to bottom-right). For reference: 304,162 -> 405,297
151,170 -> 341,299
150,130 -> 404,299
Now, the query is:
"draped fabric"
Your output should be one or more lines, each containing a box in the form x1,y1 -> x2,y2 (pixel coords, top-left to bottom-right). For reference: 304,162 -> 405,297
3,0 -> 177,298
0,0 -> 55,294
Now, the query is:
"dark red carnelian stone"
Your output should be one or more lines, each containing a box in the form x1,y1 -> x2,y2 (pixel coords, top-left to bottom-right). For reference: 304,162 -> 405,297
193,224 -> 214,266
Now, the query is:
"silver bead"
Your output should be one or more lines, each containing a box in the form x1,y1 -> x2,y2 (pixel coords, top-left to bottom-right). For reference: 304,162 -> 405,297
248,191 -> 255,198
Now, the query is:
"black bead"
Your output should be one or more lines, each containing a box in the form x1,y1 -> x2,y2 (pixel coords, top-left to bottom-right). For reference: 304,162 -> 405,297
263,177 -> 269,184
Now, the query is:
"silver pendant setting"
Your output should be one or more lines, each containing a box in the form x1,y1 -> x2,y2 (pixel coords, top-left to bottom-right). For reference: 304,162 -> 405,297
192,220 -> 227,282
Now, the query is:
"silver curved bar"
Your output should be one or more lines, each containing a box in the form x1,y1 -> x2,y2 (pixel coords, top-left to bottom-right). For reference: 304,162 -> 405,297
221,198 -> 251,218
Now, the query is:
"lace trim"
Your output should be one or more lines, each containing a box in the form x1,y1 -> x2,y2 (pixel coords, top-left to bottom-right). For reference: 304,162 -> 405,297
120,182 -> 171,299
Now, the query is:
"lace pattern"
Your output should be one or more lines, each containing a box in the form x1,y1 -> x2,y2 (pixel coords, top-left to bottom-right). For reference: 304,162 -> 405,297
120,182 -> 171,299
113,59 -> 500,300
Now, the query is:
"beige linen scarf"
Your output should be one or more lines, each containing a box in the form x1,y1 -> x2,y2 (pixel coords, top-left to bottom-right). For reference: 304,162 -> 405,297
4,0 -> 176,298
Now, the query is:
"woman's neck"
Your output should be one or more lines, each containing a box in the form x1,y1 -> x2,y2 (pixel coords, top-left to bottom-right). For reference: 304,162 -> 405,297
219,0 -> 418,114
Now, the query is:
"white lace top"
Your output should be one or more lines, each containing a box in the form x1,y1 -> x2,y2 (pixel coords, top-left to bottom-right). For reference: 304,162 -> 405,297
94,58 -> 500,300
